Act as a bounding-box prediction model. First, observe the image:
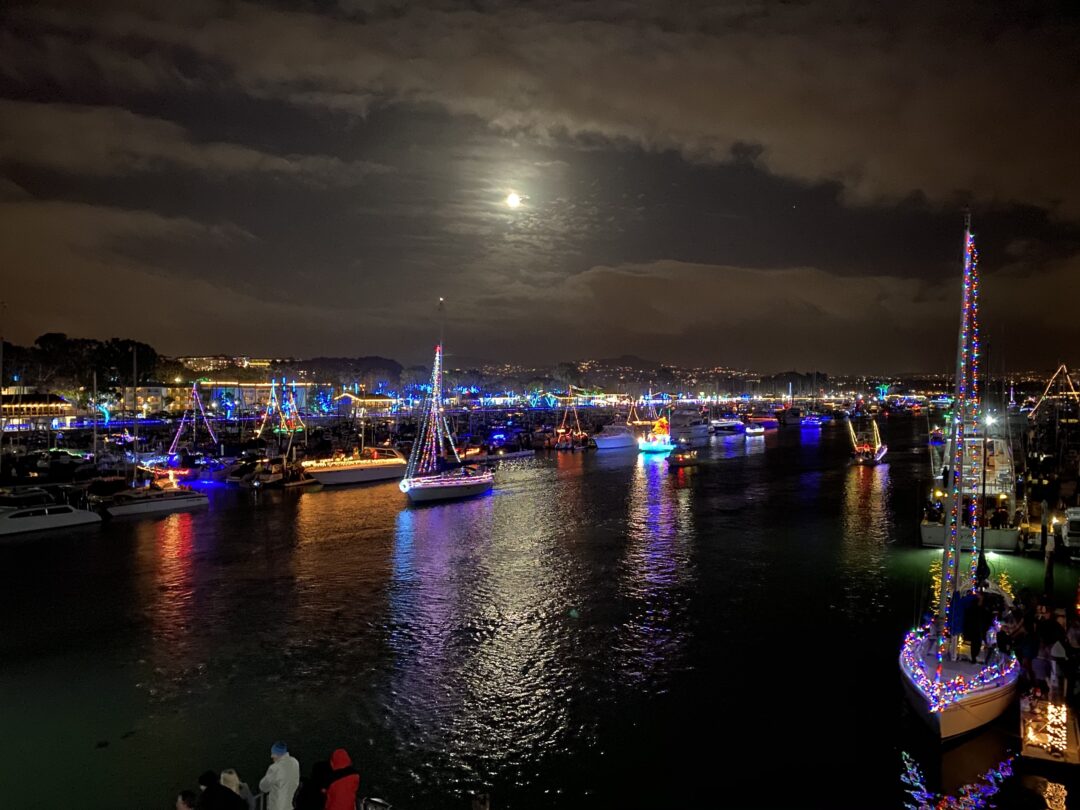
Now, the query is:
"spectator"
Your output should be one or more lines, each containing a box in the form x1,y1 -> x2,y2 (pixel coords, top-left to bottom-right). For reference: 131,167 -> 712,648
962,592 -> 989,663
295,760 -> 332,810
221,769 -> 256,810
177,790 -> 198,810
197,770 -> 247,810
260,742 -> 301,810
325,749 -> 360,810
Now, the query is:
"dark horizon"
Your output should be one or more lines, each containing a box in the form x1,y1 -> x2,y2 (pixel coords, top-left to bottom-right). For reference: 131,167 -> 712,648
3,2 -> 1079,374
3,330 -> 1072,384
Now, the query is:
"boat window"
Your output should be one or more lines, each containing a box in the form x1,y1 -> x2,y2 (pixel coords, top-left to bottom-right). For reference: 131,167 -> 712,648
46,506 -> 73,515
11,509 -> 47,518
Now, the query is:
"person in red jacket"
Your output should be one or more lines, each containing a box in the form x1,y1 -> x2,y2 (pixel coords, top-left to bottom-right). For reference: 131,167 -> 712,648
324,748 -> 360,810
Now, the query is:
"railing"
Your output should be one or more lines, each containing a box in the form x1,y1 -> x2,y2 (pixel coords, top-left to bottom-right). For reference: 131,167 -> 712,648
250,792 -> 390,810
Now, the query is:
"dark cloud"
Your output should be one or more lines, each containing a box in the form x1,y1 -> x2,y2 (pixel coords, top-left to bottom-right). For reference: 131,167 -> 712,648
0,99 -> 389,184
0,0 -> 1078,372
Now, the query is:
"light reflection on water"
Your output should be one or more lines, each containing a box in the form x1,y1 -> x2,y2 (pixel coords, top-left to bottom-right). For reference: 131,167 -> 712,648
616,454 -> 695,684
385,482 -> 587,793
838,462 -> 893,622
1,420 -> 1077,809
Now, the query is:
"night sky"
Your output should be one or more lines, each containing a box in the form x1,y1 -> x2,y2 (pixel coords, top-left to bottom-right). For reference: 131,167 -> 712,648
2,1 -> 1079,373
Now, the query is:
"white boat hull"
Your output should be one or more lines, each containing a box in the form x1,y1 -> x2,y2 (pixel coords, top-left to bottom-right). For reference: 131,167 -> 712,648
306,464 -> 406,485
402,475 -> 493,503
0,507 -> 102,536
901,658 -> 1019,739
710,420 -> 744,433
899,624 -> 1021,740
593,434 -> 638,450
106,493 -> 209,517
670,423 -> 710,443
920,523 -> 1022,553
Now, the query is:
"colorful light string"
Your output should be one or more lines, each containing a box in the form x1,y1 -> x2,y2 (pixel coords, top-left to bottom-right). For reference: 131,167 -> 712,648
403,344 -> 461,483
900,750 -> 1013,810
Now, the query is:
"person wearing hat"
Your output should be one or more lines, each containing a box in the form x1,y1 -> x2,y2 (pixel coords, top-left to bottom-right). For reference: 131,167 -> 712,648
259,742 -> 300,810
196,770 -> 246,810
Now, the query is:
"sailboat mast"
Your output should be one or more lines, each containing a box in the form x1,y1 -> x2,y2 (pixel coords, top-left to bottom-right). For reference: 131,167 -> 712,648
939,216 -> 980,622
404,300 -> 458,480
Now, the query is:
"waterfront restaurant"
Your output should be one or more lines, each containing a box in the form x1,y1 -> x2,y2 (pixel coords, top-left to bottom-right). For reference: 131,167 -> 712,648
1,393 -> 77,430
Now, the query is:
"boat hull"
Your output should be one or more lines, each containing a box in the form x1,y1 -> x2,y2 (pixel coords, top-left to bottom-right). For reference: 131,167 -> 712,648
900,658 -> 1019,739
0,509 -> 102,536
670,423 -> 710,443
403,479 -> 492,505
710,420 -> 744,433
920,523 -> 1022,553
106,494 -> 209,517
593,434 -> 638,450
638,439 -> 676,453
401,468 -> 495,503
306,464 -> 406,485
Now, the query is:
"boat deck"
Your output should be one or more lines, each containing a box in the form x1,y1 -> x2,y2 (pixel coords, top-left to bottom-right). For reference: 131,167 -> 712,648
913,645 -> 1000,686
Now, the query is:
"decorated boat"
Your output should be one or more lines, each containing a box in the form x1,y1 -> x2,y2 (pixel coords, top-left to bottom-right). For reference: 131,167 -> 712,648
400,315 -> 494,504
899,218 -> 1020,739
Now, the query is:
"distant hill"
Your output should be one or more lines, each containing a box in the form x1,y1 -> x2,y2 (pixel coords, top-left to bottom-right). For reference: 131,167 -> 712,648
588,354 -> 661,371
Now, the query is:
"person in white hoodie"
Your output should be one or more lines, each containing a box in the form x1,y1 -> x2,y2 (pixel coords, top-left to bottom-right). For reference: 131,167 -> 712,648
259,741 -> 300,810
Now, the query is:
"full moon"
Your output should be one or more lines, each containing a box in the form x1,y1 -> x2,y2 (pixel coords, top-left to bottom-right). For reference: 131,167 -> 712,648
506,192 -> 522,208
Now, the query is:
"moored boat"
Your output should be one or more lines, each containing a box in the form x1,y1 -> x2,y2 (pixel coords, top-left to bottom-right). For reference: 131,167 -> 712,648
105,486 -> 209,517
592,423 -> 638,450
0,503 -> 102,536
302,447 -> 407,485
709,417 -> 744,433
899,217 -> 1019,739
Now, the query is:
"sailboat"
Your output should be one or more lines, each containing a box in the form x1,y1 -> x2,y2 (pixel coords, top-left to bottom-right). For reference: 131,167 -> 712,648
554,387 -> 589,450
847,416 -> 887,465
627,390 -> 659,427
399,336 -> 494,503
899,218 -> 1020,739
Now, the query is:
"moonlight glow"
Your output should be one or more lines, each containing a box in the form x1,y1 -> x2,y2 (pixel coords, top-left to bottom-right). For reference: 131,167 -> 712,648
506,192 -> 522,209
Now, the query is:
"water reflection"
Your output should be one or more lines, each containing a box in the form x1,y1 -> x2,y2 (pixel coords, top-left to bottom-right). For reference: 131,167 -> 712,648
838,462 -> 892,621
900,749 -> 1013,809
615,453 -> 695,684
744,434 -> 766,455
386,485 -> 584,796
715,433 -> 749,460
144,513 -> 197,658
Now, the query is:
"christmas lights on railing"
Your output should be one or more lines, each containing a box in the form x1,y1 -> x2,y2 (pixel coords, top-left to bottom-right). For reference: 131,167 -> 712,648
902,621 -> 1019,713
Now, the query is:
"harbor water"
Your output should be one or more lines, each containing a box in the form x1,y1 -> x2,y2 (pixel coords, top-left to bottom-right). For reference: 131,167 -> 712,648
1,416 -> 1075,808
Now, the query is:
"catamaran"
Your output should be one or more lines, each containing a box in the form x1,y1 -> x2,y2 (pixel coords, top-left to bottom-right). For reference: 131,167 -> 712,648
899,218 -> 1020,739
848,416 -> 887,465
399,339 -> 493,503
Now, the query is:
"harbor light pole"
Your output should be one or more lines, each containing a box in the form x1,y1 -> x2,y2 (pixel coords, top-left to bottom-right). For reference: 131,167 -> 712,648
131,345 -> 138,484
976,414 -> 995,586
0,300 -> 5,480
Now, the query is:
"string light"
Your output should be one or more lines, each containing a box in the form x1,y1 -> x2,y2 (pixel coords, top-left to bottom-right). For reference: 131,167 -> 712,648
1024,697 -> 1070,758
900,751 -> 1013,810
902,621 -> 1019,713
